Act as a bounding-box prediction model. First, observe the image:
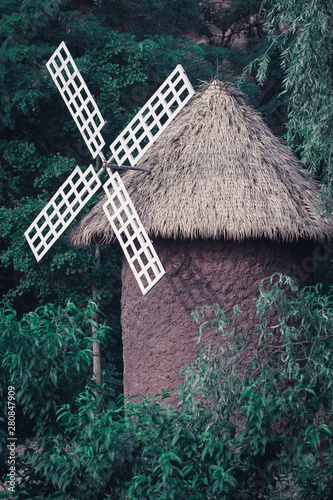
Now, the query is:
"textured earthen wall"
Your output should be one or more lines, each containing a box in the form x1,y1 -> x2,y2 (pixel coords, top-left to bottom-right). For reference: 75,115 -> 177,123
121,239 -> 309,399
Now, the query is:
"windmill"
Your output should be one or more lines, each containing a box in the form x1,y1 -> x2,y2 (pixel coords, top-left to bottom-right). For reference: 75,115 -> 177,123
24,42 -> 195,295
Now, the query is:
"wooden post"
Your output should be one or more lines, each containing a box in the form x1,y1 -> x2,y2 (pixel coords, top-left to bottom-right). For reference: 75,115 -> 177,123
92,154 -> 102,385
92,243 -> 102,385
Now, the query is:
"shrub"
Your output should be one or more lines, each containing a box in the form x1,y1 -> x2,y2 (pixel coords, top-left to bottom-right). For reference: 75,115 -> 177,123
2,275 -> 333,498
0,300 -> 115,493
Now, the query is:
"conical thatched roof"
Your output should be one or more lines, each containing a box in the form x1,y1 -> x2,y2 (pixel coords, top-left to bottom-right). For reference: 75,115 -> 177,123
69,80 -> 333,247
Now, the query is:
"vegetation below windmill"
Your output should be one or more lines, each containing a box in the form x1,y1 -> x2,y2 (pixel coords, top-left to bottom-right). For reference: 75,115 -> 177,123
1,275 -> 333,498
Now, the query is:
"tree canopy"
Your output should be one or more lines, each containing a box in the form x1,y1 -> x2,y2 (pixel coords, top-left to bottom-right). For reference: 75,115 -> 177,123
248,0 -> 333,201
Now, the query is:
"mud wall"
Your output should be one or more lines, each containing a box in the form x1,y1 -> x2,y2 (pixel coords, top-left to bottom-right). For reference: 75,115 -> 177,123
121,238 -> 309,400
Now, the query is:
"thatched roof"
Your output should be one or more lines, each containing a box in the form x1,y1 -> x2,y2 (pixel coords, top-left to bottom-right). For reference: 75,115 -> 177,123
69,80 -> 333,246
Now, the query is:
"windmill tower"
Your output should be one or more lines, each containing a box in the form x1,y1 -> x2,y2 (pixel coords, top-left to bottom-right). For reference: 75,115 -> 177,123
69,80 -> 333,401
25,41 -> 195,295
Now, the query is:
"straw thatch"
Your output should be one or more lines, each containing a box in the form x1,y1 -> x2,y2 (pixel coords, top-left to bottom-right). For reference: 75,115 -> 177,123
69,80 -> 333,246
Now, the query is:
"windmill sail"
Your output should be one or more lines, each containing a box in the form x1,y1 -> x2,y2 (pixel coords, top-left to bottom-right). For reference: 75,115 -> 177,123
109,64 -> 195,167
46,41 -> 106,159
103,172 -> 165,295
25,165 -> 101,261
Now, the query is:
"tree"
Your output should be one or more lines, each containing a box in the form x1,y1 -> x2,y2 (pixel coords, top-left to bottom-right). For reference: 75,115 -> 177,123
247,0 -> 333,202
202,0 -> 263,47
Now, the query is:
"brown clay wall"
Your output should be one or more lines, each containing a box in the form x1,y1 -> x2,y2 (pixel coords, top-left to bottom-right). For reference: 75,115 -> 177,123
121,238 -> 309,400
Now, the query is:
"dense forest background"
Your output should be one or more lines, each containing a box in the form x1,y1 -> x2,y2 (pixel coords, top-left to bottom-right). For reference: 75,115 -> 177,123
1,0 -> 333,498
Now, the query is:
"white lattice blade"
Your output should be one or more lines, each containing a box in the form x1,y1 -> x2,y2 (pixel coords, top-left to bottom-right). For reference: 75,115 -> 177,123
103,172 -> 165,295
25,165 -> 101,261
110,64 -> 195,167
46,42 -> 106,159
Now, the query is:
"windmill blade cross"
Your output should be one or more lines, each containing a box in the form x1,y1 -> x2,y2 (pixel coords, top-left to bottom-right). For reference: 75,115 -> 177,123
46,41 -> 106,159
25,42 -> 196,294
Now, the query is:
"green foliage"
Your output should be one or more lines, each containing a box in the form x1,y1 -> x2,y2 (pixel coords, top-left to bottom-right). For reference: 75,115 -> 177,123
243,274 -> 333,497
0,0 -> 62,131
2,275 -> 333,498
127,0 -> 209,40
0,299 -> 111,428
14,388 -> 241,499
0,300 -> 117,489
246,0 -> 333,196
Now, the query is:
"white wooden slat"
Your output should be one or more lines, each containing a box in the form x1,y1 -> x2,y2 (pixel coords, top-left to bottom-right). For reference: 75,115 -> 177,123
103,172 -> 165,295
109,64 -> 195,167
25,165 -> 101,261
46,42 -> 106,159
